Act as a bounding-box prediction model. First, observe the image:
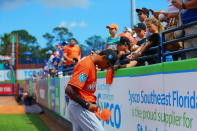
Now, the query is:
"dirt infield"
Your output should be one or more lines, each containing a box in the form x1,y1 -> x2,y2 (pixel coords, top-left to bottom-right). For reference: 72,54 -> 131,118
0,96 -> 26,114
0,96 -> 70,131
39,114 -> 70,131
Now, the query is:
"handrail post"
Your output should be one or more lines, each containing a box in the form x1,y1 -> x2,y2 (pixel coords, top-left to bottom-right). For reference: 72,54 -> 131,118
160,33 -> 166,62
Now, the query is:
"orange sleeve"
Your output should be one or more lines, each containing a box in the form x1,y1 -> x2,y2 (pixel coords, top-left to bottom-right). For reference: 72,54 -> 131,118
78,46 -> 81,60
68,64 -> 89,89
64,46 -> 68,53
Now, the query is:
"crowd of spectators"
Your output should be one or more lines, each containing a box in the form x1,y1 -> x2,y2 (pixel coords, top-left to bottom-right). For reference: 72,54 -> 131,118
44,0 -> 197,77
44,38 -> 81,77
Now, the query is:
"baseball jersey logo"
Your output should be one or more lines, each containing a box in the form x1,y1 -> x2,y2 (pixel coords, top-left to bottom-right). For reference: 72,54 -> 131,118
108,54 -> 113,59
79,73 -> 88,83
87,82 -> 96,91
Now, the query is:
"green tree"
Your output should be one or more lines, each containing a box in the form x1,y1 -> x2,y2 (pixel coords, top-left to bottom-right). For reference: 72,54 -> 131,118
11,30 -> 38,61
0,33 -> 12,56
42,27 -> 73,52
78,44 -> 89,57
85,35 -> 105,50
53,27 -> 73,42
80,35 -> 105,57
11,30 -> 37,46
38,47 -> 52,60
42,33 -> 55,50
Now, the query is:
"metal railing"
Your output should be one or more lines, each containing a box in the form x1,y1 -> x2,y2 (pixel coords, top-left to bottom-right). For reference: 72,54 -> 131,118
122,20 -> 197,64
59,21 -> 197,75
160,20 -> 197,62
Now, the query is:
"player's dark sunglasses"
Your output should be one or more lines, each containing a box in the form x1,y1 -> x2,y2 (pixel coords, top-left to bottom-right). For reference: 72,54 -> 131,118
109,28 -> 116,30
137,12 -> 143,16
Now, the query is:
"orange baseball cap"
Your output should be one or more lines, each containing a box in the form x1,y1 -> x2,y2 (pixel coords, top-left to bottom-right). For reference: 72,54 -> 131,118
106,24 -> 118,30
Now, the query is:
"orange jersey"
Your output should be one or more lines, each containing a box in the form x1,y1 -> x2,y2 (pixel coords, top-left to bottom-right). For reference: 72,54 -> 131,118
64,45 -> 81,65
68,56 -> 97,103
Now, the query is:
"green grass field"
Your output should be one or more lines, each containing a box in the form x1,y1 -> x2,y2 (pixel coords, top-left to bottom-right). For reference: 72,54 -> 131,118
0,114 -> 50,131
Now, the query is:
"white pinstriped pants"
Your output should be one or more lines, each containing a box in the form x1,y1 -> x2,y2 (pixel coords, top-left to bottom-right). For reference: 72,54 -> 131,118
67,99 -> 105,131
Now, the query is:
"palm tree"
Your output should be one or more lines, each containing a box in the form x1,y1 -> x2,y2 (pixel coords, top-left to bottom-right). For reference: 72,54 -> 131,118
0,33 -> 12,56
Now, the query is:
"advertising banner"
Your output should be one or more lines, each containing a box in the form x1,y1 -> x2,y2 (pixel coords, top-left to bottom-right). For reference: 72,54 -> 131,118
17,69 -> 43,80
37,79 -> 48,108
0,70 -> 11,82
59,76 -> 70,120
95,71 -> 197,131
0,71 -> 5,82
0,84 -> 13,95
95,78 -> 127,130
0,85 -> 4,95
4,70 -> 11,81
18,80 -> 24,90
163,72 -> 197,131
48,77 -> 60,114
26,80 -> 34,96
25,58 -> 197,131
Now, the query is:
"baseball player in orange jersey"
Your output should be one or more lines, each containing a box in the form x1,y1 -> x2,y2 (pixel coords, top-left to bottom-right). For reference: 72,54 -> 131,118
65,49 -> 118,131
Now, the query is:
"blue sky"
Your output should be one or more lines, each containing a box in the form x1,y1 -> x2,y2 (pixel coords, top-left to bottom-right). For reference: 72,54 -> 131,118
0,0 -> 167,47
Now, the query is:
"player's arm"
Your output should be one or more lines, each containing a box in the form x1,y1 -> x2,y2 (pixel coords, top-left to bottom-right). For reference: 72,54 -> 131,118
172,0 -> 197,9
65,84 -> 98,112
78,46 -> 81,60
63,52 -> 74,62
184,0 -> 197,9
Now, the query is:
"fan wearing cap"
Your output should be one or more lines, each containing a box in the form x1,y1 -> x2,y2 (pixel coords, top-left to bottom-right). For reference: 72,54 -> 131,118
136,7 -> 152,38
61,41 -> 69,47
136,7 -> 149,23
131,23 -> 147,52
118,36 -> 131,57
105,24 -> 120,50
55,42 -> 68,75
65,49 -> 118,131
55,43 -> 63,50
115,37 -> 138,69
127,18 -> 163,65
46,51 -> 56,77
55,43 -> 64,63
119,27 -> 137,46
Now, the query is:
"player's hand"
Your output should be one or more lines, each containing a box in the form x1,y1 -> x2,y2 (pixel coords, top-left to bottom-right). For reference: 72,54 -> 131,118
88,104 -> 98,112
